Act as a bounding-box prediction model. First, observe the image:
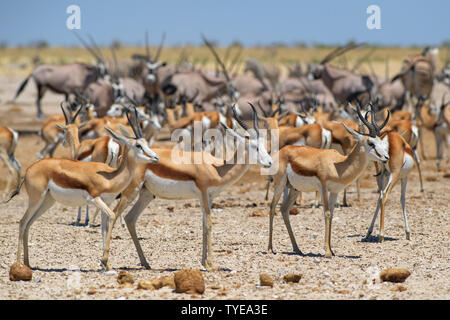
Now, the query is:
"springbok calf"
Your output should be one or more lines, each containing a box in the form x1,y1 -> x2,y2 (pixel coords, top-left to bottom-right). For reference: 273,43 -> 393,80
0,126 -> 21,201
8,110 -> 159,271
109,104 -> 273,271
267,106 -> 390,258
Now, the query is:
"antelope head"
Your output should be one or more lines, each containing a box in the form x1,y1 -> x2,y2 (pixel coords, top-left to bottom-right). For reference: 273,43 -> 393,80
221,103 -> 273,168
344,102 -> 390,163
106,107 -> 159,164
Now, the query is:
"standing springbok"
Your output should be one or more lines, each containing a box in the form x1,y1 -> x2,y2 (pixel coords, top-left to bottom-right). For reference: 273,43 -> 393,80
108,104 -> 273,270
362,109 -> 416,241
7,109 -> 159,271
0,127 -> 21,201
267,106 -> 390,258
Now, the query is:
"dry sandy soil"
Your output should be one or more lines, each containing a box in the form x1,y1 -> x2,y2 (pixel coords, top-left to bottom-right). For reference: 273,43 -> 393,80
0,76 -> 449,300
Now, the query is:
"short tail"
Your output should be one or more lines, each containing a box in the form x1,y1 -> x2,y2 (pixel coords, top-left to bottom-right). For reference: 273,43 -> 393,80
14,74 -> 32,100
4,176 -> 25,203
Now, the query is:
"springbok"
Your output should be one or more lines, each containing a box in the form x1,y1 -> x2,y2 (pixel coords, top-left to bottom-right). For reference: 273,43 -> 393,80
7,109 -> 159,271
267,106 -> 390,258
0,127 -> 21,201
108,104 -> 273,271
360,108 -> 416,241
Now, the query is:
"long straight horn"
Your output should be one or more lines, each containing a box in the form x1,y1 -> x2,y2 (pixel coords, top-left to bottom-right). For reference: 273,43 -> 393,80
87,34 -> 105,62
145,30 -> 152,62
202,34 -> 231,83
154,32 -> 166,61
73,32 -> 102,62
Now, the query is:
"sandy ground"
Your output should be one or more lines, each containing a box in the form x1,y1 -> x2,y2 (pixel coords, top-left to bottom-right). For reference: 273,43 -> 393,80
0,77 -> 449,300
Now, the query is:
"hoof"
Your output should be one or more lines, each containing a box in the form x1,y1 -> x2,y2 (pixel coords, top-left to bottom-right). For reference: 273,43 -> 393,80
405,232 -> 411,240
378,235 -> 384,243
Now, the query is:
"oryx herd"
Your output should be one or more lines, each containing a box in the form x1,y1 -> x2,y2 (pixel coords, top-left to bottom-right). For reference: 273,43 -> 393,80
3,33 -> 449,272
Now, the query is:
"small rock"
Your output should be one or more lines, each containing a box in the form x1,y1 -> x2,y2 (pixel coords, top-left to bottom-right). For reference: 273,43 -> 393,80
117,270 -> 134,285
104,270 -> 118,276
283,274 -> 302,283
9,262 -> 32,281
174,269 -> 205,294
380,268 -> 411,283
249,210 -> 268,217
390,285 -> 407,292
87,287 -> 97,295
289,207 -> 300,215
119,282 -> 134,289
259,273 -> 274,287
167,206 -> 174,212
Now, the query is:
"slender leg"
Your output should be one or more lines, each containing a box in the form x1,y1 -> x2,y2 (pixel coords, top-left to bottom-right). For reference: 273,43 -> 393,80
36,84 -> 45,119
320,183 -> 334,257
123,187 -> 155,269
314,191 -> 320,208
280,186 -> 302,254
356,178 -> 363,206
264,178 -> 271,201
84,205 -> 89,226
379,173 -> 397,242
89,197 -> 117,271
18,192 -> 55,267
268,175 -> 286,253
412,148 -> 424,192
200,191 -> 216,271
419,126 -> 427,160
435,129 -> 442,170
400,177 -> 410,240
76,207 -> 82,226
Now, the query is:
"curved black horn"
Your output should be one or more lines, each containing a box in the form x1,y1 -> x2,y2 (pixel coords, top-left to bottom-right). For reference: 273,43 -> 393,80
133,107 -> 144,138
353,102 -> 376,136
230,104 -> 250,131
248,102 -> 260,134
60,102 -> 69,124
71,104 -> 84,124
125,107 -> 140,139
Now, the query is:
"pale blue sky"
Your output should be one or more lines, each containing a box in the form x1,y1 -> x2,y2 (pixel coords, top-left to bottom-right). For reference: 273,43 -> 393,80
1,0 -> 449,47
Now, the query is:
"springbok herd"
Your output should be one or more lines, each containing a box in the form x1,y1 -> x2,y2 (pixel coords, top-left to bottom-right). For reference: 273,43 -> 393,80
2,35 -> 449,275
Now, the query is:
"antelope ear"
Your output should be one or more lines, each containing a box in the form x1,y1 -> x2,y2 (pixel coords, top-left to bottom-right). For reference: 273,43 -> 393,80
105,127 -> 129,146
78,120 -> 92,130
55,124 -> 67,131
341,123 -> 362,142
118,124 -> 135,139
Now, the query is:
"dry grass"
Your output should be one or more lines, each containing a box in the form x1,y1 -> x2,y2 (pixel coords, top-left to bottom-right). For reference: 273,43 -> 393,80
1,46 -> 448,78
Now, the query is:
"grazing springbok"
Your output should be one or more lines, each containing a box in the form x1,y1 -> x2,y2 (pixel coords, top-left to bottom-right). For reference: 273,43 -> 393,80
0,126 -> 21,201
109,104 -> 273,271
267,106 -> 390,258
7,109 -> 159,271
